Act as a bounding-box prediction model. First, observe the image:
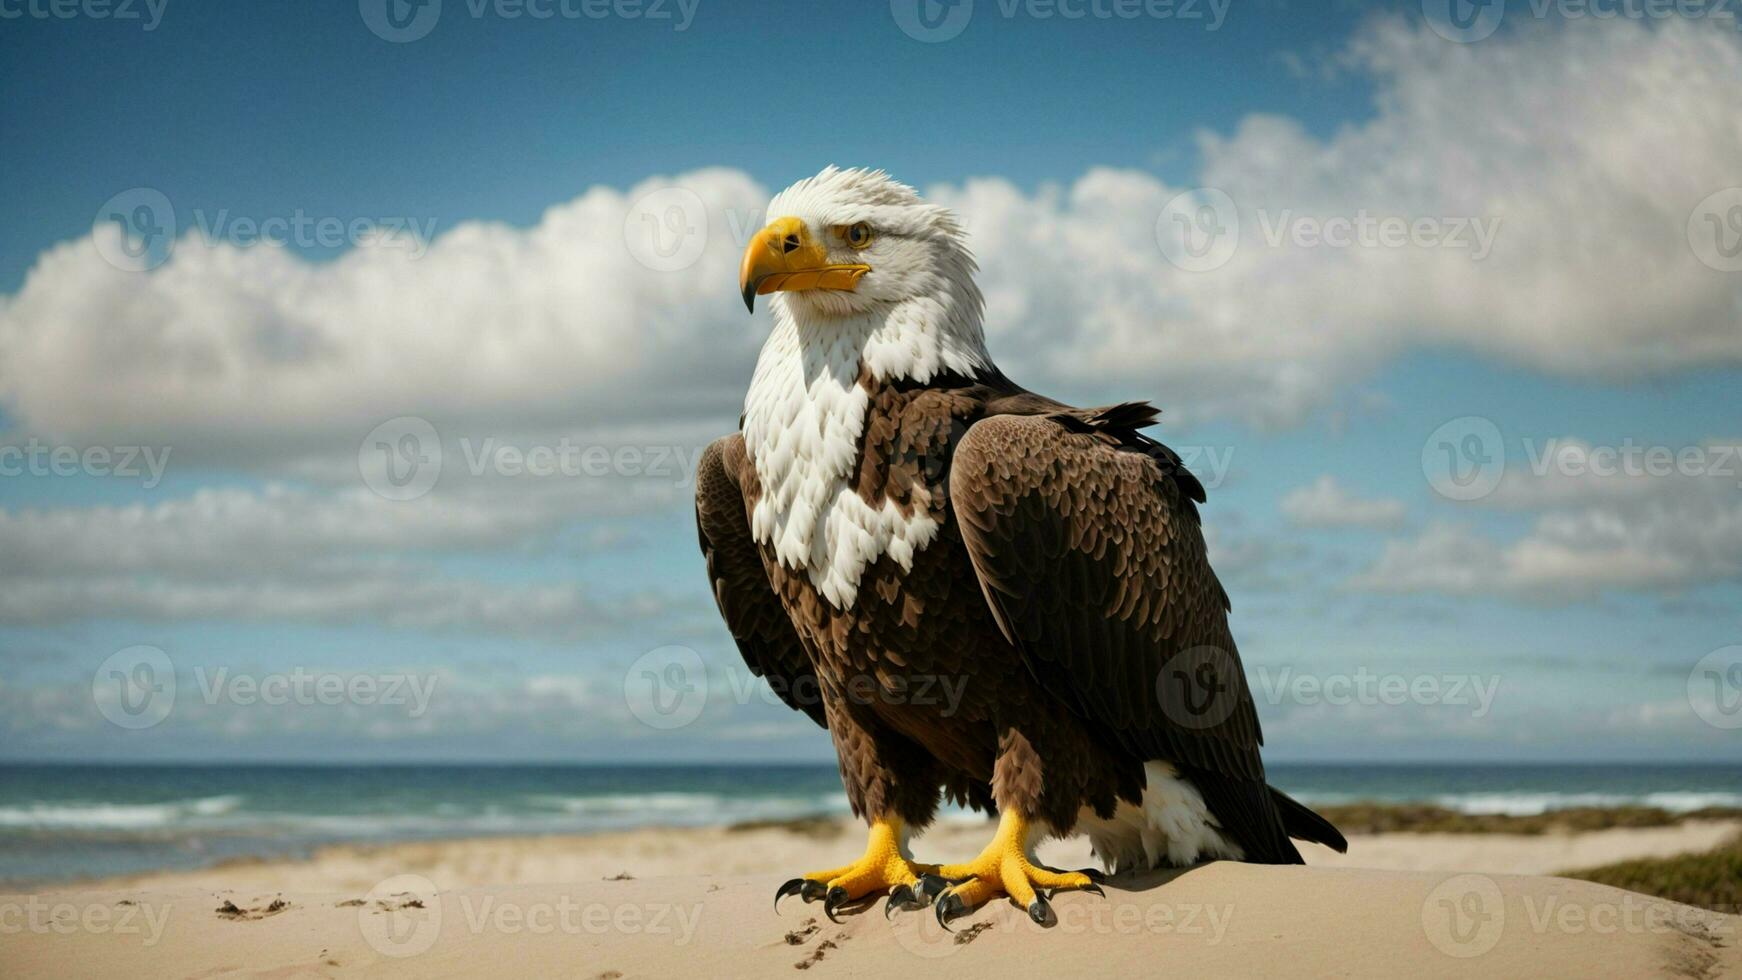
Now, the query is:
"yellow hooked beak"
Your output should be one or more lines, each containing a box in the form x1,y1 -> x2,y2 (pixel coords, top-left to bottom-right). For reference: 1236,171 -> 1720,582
738,216 -> 870,312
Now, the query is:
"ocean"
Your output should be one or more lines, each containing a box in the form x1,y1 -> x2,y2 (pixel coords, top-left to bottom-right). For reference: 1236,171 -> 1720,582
3,762 -> 1739,887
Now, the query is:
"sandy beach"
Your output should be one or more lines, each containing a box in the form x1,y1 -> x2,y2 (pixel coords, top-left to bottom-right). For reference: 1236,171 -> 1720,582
4,817 -> 1738,978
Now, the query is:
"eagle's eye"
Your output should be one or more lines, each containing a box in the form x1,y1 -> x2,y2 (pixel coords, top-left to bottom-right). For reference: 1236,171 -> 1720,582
841,222 -> 874,250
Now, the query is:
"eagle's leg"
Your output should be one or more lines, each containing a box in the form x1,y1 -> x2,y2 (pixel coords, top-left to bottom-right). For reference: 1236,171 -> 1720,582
921,728 -> 1105,927
925,809 -> 1103,927
774,815 -> 940,921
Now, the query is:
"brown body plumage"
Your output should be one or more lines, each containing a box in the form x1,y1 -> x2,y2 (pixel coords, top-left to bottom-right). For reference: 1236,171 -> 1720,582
697,368 -> 1343,865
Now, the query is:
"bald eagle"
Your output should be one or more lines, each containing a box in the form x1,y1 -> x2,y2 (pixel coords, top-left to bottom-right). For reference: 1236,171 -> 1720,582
696,167 -> 1345,927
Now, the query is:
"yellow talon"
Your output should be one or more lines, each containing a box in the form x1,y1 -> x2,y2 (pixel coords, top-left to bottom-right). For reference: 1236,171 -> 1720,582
774,816 -> 937,921
931,810 -> 1104,927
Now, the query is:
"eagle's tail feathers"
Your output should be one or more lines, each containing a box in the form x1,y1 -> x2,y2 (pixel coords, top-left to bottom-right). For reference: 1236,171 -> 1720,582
1269,786 -> 1348,853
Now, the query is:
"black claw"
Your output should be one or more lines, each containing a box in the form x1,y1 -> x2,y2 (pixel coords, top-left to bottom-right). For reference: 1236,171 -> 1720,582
1076,867 -> 1109,885
885,884 -> 926,919
774,878 -> 825,913
1082,883 -> 1106,899
822,885 -> 849,923
1028,893 -> 1054,926
933,892 -> 966,932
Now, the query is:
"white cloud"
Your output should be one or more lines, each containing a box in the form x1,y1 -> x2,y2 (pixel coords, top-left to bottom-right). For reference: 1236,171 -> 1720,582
0,484 -> 684,635
1353,439 -> 1742,600
2,18 -> 1739,449
1281,475 -> 1407,528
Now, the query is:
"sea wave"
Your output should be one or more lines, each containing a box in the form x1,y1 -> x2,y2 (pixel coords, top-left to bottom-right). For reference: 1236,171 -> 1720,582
0,795 -> 244,830
1428,792 -> 1742,816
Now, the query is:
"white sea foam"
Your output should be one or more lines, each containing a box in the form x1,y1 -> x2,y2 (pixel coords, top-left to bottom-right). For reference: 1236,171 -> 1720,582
0,795 -> 243,830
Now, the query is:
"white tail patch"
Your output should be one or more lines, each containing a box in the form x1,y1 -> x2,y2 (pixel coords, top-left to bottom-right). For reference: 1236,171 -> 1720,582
1074,761 -> 1244,872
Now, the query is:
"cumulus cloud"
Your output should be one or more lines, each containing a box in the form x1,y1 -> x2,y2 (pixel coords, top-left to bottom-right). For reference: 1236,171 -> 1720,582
2,17 -> 1739,453
1280,475 -> 1407,528
0,484 -> 686,635
0,168 -> 770,465
1353,438 -> 1742,600
937,17 -> 1742,422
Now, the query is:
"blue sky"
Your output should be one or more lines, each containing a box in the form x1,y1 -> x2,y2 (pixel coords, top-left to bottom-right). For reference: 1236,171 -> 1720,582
2,0 -> 1740,763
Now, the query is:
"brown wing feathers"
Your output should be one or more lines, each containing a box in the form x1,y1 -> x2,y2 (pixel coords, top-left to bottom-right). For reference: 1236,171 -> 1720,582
695,434 -> 826,728
949,411 -> 1308,862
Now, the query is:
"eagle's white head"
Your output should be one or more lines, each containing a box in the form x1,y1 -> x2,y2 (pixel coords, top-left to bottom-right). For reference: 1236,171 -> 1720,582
738,168 -> 992,607
739,166 -> 990,383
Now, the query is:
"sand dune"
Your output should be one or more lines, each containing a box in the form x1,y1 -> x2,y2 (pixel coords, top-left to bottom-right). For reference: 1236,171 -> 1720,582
4,821 -> 1738,978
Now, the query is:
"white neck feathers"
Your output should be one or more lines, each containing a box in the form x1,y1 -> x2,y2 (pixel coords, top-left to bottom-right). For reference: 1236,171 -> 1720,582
741,296 -> 989,608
